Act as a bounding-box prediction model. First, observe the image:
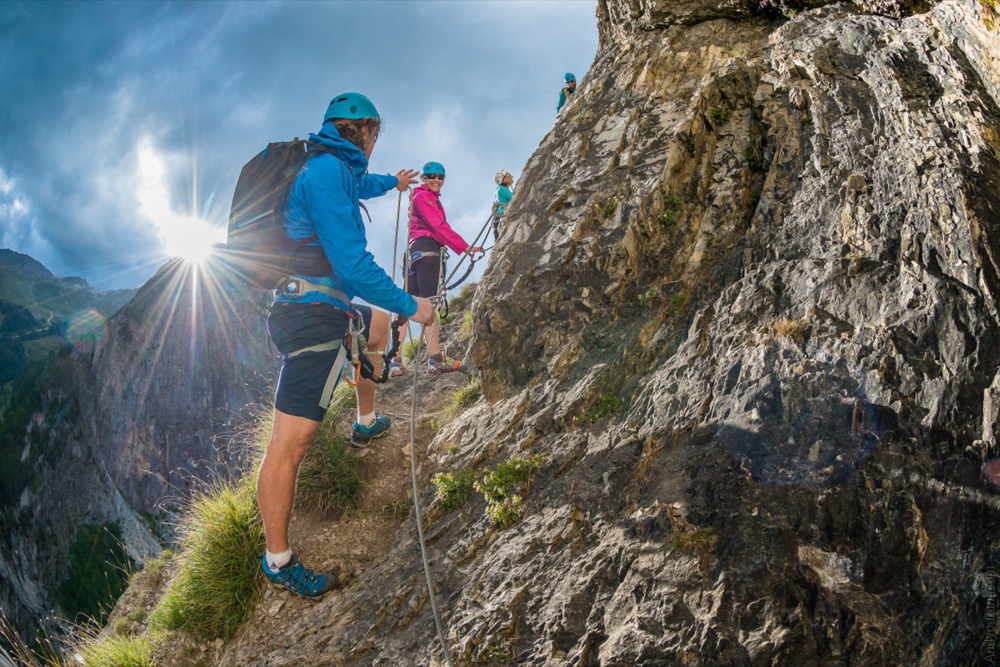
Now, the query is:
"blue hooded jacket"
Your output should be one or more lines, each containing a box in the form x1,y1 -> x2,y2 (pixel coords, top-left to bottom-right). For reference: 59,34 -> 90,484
279,121 -> 417,317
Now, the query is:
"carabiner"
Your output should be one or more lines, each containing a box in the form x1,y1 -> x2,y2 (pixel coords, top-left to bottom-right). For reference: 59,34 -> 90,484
343,359 -> 361,387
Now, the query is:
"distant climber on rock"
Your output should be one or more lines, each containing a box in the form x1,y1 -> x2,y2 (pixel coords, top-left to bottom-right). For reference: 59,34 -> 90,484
257,92 -> 435,598
389,162 -> 482,378
492,169 -> 514,242
557,72 -> 576,112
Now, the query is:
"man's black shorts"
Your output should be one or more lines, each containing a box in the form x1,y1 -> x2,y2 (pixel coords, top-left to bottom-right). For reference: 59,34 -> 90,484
267,301 -> 372,422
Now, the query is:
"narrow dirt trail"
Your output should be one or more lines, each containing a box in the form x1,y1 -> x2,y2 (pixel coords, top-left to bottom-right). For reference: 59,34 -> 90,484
233,334 -> 472,659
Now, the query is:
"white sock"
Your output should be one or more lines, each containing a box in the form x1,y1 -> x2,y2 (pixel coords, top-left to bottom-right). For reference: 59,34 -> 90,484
358,411 -> 377,428
265,549 -> 292,573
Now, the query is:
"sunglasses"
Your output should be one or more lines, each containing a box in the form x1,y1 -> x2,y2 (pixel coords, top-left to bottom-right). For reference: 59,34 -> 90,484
425,174 -> 445,181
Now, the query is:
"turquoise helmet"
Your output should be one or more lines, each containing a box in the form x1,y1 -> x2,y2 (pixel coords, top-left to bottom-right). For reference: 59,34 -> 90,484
422,161 -> 446,176
565,72 -> 576,82
324,92 -> 380,122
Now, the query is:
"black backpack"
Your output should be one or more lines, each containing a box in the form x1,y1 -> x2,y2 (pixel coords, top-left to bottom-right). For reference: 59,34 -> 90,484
226,139 -> 333,289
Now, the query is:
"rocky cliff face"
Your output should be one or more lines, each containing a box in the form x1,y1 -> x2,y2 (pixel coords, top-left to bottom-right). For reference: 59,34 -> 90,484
214,1 -> 1000,664
92,256 -> 277,510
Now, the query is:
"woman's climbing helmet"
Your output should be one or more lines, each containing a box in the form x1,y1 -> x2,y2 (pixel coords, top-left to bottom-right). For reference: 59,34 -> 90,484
564,72 -> 576,83
494,170 -> 511,186
324,92 -> 380,122
422,161 -> 446,177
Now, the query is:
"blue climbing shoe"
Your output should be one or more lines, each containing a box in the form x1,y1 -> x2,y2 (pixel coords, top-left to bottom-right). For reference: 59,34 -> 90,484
351,414 -> 391,447
261,554 -> 335,599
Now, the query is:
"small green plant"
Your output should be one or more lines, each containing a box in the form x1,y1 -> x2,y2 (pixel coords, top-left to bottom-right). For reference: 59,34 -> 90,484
982,0 -> 998,29
475,455 -> 544,528
800,113 -> 812,125
742,140 -> 763,169
594,197 -> 618,219
772,318 -> 807,343
727,45 -> 752,63
485,637 -> 515,665
447,380 -> 482,420
708,106 -> 731,127
445,442 -> 461,456
433,469 -> 476,511
672,528 -> 720,556
664,292 -> 687,318
658,193 -> 685,228
148,479 -> 264,641
638,288 -> 658,307
578,392 -> 623,425
783,7 -> 799,18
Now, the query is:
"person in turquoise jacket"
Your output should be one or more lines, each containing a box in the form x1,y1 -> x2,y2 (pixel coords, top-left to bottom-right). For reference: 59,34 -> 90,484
258,93 -> 434,599
558,72 -> 577,112
492,169 -> 514,241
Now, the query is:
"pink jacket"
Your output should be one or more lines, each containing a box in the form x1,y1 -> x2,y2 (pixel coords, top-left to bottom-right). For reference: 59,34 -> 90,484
409,185 -> 470,255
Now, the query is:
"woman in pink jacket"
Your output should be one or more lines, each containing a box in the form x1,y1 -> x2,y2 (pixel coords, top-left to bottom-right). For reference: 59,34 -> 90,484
394,161 -> 482,375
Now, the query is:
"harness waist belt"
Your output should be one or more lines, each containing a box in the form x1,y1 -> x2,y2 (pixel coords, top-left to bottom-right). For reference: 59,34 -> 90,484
278,276 -> 350,307
409,250 -> 440,264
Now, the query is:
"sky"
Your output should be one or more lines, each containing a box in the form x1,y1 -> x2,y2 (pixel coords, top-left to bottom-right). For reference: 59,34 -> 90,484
0,0 -> 599,290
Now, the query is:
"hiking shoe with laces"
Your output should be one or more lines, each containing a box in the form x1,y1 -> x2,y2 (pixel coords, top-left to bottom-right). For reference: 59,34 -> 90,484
427,355 -> 461,375
351,414 -> 391,447
389,359 -> 405,378
261,554 -> 335,599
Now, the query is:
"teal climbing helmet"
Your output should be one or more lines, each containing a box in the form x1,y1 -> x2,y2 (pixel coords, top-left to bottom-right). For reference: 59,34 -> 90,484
324,92 -> 380,122
422,161 -> 446,177
565,72 -> 576,82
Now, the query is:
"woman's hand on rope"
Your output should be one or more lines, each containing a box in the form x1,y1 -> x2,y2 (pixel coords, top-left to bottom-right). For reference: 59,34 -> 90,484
411,297 -> 436,325
395,169 -> 420,191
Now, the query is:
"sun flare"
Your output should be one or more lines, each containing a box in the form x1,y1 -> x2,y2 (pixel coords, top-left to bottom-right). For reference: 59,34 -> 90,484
136,138 -> 225,263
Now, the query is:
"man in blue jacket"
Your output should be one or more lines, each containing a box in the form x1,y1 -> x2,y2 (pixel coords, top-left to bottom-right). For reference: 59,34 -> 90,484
258,93 -> 434,598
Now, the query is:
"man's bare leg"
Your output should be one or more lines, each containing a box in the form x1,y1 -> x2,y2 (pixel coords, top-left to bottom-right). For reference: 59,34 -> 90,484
257,409 -> 320,553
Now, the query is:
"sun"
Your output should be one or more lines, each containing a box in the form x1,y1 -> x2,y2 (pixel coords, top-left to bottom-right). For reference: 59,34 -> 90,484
161,215 -> 224,263
136,138 -> 225,263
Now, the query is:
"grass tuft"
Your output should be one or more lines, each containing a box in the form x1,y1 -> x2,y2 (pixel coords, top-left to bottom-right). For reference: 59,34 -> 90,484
446,380 -> 482,421
577,392 -> 624,426
772,318 -> 808,343
401,337 -> 426,363
148,479 -> 264,641
70,632 -> 159,667
456,310 -> 474,341
658,193 -> 685,228
672,528 -> 720,556
708,106 -> 731,127
296,429 -> 364,514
